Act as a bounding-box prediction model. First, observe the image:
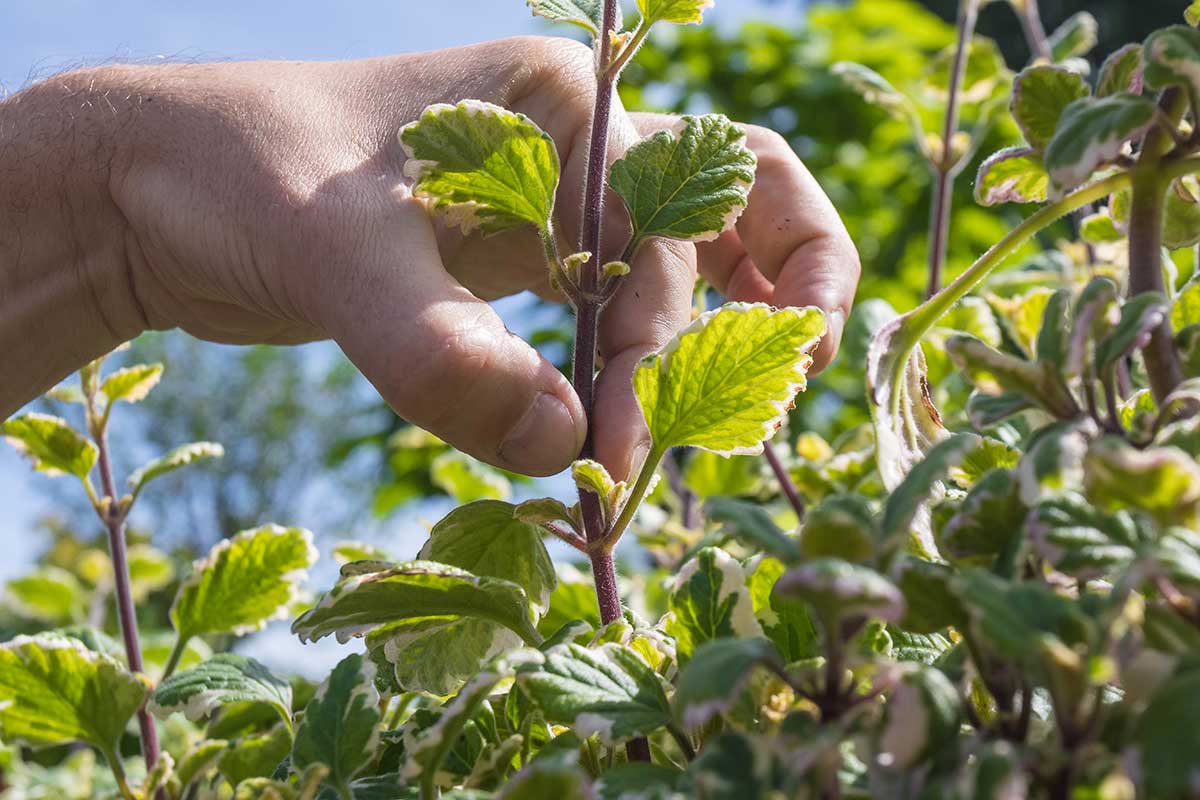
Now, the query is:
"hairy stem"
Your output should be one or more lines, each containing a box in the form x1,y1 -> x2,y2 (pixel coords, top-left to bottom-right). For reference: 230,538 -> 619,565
1130,88 -> 1188,402
762,440 -> 804,520
160,634 -> 190,683
103,745 -> 137,800
925,0 -> 979,298
597,445 -> 665,553
87,402 -> 161,780
1015,0 -> 1052,62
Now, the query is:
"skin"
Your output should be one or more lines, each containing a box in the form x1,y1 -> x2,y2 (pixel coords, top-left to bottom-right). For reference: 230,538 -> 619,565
0,36 -> 859,480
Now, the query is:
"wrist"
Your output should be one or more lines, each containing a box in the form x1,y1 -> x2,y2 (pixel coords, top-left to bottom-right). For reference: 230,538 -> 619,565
0,68 -> 147,415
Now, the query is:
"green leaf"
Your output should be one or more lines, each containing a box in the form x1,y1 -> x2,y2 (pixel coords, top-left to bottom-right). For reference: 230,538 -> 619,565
516,643 -> 671,744
1036,288 -> 1073,370
1144,25 -> 1200,99
367,616 -> 515,697
936,469 -> 1025,569
430,451 -> 511,503
1011,66 -> 1090,152
1094,292 -> 1170,376
673,637 -> 780,730
526,0 -> 617,36
875,665 -> 962,771
100,363 -> 163,404
595,764 -> 683,800
946,335 -> 1078,418
705,497 -> 802,563
331,541 -> 392,566
799,494 -> 877,564
420,500 -> 556,614
128,441 -> 224,495
636,0 -> 713,26
1027,494 -> 1144,579
292,561 -> 541,651
1131,667 -> 1200,798
149,654 -> 292,731
172,524 -> 317,641
1044,94 -> 1157,197
1047,12 -> 1098,62
634,303 -> 824,457
498,753 -> 593,800
1096,43 -> 1144,97
1085,437 -> 1200,527
747,557 -> 819,661
665,547 -> 763,660
5,566 -> 85,625
1079,210 -> 1123,243
218,723 -> 292,786
401,666 -> 509,788
292,653 -> 380,788
609,115 -> 756,251
1018,420 -> 1094,505
776,559 -> 904,630
399,100 -> 559,235
176,738 -> 228,791
974,147 -> 1049,206
895,557 -> 967,633
0,633 -> 149,754
683,450 -> 760,498
831,62 -> 919,121
1,413 -> 96,480
880,433 -> 981,555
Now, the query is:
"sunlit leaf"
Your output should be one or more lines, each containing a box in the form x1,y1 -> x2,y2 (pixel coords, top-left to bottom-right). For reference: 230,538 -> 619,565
430,451 -> 511,503
665,547 -> 763,660
100,363 -> 163,404
1,413 -> 96,480
634,303 -> 824,457
1096,43 -> 1144,97
1044,94 -> 1157,197
172,524 -> 317,641
526,0 -> 618,36
4,567 -> 85,625
292,653 -> 380,789
128,441 -> 224,495
673,637 -> 780,730
400,101 -> 559,235
1011,66 -> 1090,152
150,654 -> 292,731
515,643 -> 671,744
1144,25 -> 1200,99
1047,12 -> 1098,62
975,147 -> 1049,206
875,665 -> 962,771
609,115 -> 756,250
776,559 -> 904,631
218,723 -> 292,786
1085,437 -> 1200,527
636,0 -> 713,26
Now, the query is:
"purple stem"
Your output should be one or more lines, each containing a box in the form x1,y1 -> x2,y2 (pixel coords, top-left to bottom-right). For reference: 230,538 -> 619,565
925,0 -> 979,299
95,430 -> 162,778
763,440 -> 805,520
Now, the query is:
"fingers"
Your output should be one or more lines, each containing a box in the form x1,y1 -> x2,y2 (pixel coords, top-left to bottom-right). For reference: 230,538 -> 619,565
322,195 -> 586,477
628,112 -> 860,373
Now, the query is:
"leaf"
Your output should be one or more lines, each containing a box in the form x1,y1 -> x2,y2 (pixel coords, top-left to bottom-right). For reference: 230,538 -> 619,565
526,0 -> 617,36
937,469 -> 1026,569
1047,12 -> 1098,62
128,441 -> 224,494
876,665 -> 962,771
498,753 -> 593,800
430,451 -> 511,503
1144,25 -> 1200,99
0,633 -> 149,755
1027,494 -> 1144,579
665,547 -> 763,660
292,561 -> 541,652
683,450 -> 760,499
176,739 -> 229,790
946,335 -> 1078,418
636,0 -> 713,26
1017,419 -> 1095,505
401,666 -> 508,787
400,100 -> 559,235
1084,437 -> 1200,527
895,557 -> 967,633
634,303 -> 824,457
5,566 -> 85,625
1080,210 -> 1123,243
1011,66 -> 1090,152
100,363 -> 163,404
1190,2 -> 1200,26
1094,292 -> 1170,376
775,559 -> 905,631
1131,668 -> 1200,799
609,115 -> 756,250
420,500 -> 556,614
149,654 -> 292,731
831,62 -> 919,120
974,147 -> 1049,206
705,497 -> 801,562
172,524 -> 317,641
673,637 -> 781,730
367,616 -> 517,697
595,764 -> 684,800
880,433 -> 981,556
799,494 -> 877,564
515,643 -> 671,744
1044,94 -> 1157,197
331,541 -> 392,566
1096,43 -> 1144,97
747,557 -> 819,662
292,653 -> 380,789
219,723 -> 292,786
1,413 -> 96,480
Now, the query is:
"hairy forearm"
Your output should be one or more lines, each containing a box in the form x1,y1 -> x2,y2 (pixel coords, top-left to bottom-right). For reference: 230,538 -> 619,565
0,71 -> 144,418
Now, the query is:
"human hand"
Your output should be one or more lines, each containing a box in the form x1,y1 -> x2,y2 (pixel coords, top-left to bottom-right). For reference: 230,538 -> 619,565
0,36 -> 858,479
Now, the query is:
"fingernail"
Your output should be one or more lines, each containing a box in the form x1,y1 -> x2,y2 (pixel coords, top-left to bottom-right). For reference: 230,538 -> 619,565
501,392 -> 581,476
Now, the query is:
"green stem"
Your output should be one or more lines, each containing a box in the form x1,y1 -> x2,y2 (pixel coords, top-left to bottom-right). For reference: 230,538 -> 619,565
667,723 -> 697,761
887,169 -> 1140,415
102,745 -> 137,800
160,633 -> 189,682
595,445 -> 665,553
420,773 -> 437,800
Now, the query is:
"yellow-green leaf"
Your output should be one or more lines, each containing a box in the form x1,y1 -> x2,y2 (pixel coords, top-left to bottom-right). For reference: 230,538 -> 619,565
1,413 -> 96,480
100,363 -> 163,404
636,0 -> 713,25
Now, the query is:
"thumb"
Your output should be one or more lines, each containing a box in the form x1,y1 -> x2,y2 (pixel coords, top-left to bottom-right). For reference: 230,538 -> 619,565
324,199 -> 586,476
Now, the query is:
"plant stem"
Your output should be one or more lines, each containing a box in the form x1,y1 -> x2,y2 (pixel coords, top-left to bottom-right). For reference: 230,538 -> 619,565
161,633 -> 189,682
597,446 -> 665,553
1014,0 -> 1052,62
88,408 -> 162,780
666,723 -> 697,761
1129,89 -> 1188,402
103,745 -> 137,800
925,0 -> 979,298
762,440 -> 804,520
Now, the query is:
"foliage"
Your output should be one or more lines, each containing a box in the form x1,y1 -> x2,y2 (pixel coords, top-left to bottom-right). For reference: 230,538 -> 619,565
7,1 -> 1200,799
